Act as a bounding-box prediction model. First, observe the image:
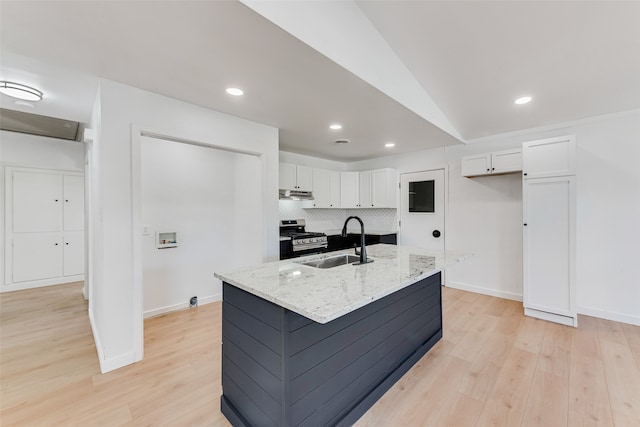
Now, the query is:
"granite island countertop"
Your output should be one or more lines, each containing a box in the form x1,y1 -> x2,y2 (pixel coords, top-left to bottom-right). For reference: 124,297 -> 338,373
215,244 -> 470,324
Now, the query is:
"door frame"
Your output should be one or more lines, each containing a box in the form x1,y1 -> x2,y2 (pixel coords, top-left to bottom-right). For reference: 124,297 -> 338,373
398,166 -> 449,284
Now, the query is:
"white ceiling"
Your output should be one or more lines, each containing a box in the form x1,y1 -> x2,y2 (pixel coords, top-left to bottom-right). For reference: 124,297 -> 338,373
1,1 -> 638,161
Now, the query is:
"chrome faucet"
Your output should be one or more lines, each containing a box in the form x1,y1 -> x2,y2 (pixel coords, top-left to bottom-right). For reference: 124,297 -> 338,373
341,216 -> 373,265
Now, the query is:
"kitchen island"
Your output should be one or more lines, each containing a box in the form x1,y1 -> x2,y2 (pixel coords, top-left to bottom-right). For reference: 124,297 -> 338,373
215,244 -> 468,427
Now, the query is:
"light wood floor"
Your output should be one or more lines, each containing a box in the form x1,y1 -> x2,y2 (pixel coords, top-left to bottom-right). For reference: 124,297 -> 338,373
1,282 -> 638,426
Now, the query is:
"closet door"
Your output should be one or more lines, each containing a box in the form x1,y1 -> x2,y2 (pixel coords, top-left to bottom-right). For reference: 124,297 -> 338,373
12,234 -> 63,283
63,175 -> 84,231
13,171 -> 62,232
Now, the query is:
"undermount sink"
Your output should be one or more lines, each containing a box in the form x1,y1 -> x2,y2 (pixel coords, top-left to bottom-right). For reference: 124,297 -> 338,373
297,254 -> 363,269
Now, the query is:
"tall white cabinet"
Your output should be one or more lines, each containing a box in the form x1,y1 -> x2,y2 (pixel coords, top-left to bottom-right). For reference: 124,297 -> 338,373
522,135 -> 577,327
4,167 -> 85,290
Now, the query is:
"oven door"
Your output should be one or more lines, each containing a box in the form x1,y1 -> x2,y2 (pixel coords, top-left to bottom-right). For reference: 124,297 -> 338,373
280,243 -> 328,260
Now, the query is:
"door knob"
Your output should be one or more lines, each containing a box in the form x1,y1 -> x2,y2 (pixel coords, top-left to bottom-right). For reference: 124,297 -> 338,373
432,230 -> 441,238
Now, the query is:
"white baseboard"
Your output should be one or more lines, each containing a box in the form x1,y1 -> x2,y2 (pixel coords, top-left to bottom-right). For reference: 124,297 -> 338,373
446,280 -> 523,302
1,275 -> 84,293
89,307 -> 136,373
578,305 -> 640,326
143,293 -> 222,318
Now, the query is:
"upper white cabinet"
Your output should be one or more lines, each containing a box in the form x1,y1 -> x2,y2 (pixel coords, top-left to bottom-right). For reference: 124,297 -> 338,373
522,135 -> 576,179
312,169 -> 341,208
461,149 -> 522,177
279,163 -> 312,191
340,168 -> 397,208
340,172 -> 360,208
371,168 -> 398,208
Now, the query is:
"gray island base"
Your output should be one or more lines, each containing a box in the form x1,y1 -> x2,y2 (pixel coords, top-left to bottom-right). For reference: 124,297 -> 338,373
215,245 -> 470,426
220,272 -> 442,426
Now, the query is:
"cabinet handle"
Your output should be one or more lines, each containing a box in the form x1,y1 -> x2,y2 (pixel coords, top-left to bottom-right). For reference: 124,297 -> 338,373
492,168 -> 495,171
66,242 -> 69,245
65,199 -> 69,202
55,199 -> 59,202
55,243 -> 59,246
524,223 -> 528,226
523,173 -> 528,176
486,169 -> 490,172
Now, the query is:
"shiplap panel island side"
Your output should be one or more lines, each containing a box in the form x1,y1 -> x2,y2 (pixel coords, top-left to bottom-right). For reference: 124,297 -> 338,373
214,244 -> 469,427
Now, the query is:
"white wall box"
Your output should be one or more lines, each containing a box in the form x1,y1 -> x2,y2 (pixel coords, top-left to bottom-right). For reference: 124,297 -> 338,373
522,135 -> 576,178
4,167 -> 85,291
279,163 -> 312,191
340,168 -> 398,208
461,149 -> 522,177
311,169 -> 341,208
157,231 -> 178,249
523,135 -> 577,327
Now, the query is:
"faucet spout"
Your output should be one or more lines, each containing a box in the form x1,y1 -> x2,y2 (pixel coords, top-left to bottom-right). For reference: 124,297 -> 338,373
341,216 -> 373,265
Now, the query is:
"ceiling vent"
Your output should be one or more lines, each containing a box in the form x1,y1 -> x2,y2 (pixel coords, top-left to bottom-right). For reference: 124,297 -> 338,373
0,108 -> 80,141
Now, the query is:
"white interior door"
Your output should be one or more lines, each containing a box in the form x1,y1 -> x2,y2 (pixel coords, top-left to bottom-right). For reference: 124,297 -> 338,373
13,171 -> 62,232
12,234 -> 63,283
399,169 -> 445,250
63,175 -> 85,231
63,232 -> 85,276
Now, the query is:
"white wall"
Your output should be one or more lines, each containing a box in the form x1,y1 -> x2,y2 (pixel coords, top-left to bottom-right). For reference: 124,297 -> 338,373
349,110 -> 640,325
89,79 -> 279,373
0,131 -> 85,289
141,136 -> 261,316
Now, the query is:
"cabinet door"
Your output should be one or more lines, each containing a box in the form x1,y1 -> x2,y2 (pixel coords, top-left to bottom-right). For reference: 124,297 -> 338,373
359,171 -> 372,208
12,234 -> 63,283
296,166 -> 313,192
312,169 -> 330,208
461,154 -> 491,177
523,135 -> 576,178
340,172 -> 359,208
523,176 -> 576,320
63,232 -> 85,276
279,163 -> 297,190
12,171 -> 62,232
63,175 -> 84,231
491,149 -> 522,174
372,169 -> 397,208
328,171 -> 341,208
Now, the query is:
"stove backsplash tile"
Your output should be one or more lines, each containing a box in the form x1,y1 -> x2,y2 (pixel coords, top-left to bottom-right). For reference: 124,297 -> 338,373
279,200 -> 397,233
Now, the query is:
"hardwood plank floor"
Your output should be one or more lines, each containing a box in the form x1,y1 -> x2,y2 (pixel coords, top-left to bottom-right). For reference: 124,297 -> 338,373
1,282 -> 639,426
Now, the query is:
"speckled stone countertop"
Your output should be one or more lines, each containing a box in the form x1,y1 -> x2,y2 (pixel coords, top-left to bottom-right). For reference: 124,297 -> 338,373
215,244 -> 470,324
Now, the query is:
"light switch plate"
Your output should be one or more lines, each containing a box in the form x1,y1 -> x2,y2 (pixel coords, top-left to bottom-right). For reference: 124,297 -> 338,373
142,225 -> 150,236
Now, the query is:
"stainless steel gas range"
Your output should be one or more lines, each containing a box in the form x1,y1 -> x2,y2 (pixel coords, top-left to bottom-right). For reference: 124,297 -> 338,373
279,219 -> 328,260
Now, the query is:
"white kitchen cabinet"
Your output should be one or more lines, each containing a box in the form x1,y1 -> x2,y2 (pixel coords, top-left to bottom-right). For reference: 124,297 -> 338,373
523,176 -> 576,326
371,168 -> 398,208
340,172 -> 359,208
522,134 -> 577,327
4,167 -> 85,290
340,169 -> 398,208
461,149 -> 522,177
279,163 -> 312,191
522,135 -> 576,178
311,169 -> 340,208
359,171 -> 372,208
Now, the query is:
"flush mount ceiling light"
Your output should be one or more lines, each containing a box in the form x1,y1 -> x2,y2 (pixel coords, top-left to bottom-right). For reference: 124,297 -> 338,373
0,81 -> 43,101
329,124 -> 342,130
225,87 -> 243,96
514,96 -> 532,105
385,142 -> 395,148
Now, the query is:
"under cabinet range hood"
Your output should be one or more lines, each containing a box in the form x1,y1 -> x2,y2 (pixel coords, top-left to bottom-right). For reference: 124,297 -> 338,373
0,108 -> 80,141
279,189 -> 314,200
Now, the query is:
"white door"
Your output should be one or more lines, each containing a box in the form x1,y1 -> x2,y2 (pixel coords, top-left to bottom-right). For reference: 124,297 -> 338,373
12,234 -> 63,283
399,169 -> 445,250
13,171 -> 62,233
63,175 -> 84,231
63,232 -> 85,276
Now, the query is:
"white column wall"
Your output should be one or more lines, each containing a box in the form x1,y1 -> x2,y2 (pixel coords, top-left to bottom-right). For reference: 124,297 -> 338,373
89,79 -> 279,373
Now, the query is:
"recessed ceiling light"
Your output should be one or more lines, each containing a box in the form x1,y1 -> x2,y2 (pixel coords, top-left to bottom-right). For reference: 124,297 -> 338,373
514,96 -> 532,105
329,124 -> 342,130
0,81 -> 43,101
385,142 -> 395,148
225,87 -> 243,96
